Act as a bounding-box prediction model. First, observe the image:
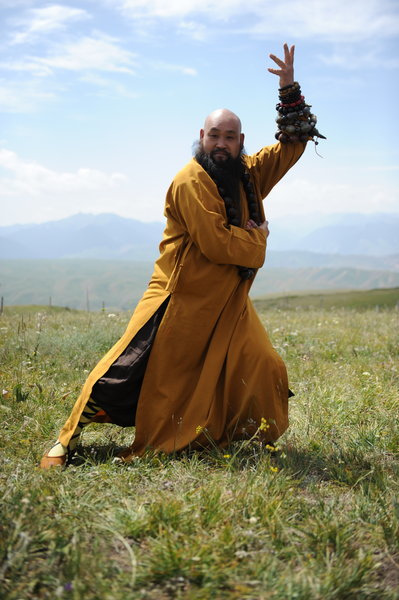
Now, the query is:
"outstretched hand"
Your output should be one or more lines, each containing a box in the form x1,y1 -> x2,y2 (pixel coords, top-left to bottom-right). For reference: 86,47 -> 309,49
268,43 -> 295,88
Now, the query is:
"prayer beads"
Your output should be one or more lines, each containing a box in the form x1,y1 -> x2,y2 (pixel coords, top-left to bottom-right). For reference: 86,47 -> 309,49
275,82 -> 325,144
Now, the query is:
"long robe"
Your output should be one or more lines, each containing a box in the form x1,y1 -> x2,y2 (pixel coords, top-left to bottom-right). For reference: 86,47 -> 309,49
58,141 -> 305,456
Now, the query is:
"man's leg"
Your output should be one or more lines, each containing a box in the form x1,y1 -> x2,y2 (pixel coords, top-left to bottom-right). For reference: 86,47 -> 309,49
40,298 -> 171,468
40,398 -> 111,468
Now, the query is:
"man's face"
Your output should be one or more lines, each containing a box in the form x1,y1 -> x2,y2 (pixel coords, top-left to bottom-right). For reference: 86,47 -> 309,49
200,113 -> 244,163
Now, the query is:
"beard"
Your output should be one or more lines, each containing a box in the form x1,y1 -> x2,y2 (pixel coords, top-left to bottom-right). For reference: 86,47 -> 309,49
193,139 -> 246,226
192,139 -> 246,181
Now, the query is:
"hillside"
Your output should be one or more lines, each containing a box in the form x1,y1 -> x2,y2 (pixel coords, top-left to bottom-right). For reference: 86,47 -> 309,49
253,287 -> 399,310
0,213 -> 165,261
290,213 -> 399,255
1,212 -> 399,259
1,259 -> 399,311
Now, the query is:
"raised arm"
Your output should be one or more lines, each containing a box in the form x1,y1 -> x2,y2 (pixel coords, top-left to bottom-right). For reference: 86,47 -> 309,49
267,43 -> 326,145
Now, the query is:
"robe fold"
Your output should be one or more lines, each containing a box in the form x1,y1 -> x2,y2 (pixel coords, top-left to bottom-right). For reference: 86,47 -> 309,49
58,141 -> 305,456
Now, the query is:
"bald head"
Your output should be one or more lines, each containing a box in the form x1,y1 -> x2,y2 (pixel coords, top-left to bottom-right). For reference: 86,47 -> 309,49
200,108 -> 244,162
203,108 -> 242,134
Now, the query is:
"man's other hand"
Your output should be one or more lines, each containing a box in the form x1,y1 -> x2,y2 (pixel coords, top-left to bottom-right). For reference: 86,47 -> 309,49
245,219 -> 269,237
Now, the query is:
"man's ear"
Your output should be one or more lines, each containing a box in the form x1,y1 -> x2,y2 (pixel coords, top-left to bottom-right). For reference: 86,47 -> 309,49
240,133 -> 245,146
200,128 -> 204,140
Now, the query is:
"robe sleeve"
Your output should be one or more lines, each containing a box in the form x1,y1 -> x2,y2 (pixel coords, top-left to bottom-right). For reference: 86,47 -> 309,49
246,141 -> 305,199
168,176 -> 267,269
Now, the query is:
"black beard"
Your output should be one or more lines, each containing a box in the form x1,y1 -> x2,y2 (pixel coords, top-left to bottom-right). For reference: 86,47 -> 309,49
193,140 -> 246,215
193,139 -> 245,181
192,140 -> 256,280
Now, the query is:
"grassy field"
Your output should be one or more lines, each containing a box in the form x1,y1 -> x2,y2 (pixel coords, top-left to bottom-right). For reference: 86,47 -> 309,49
0,291 -> 398,599
253,287 -> 399,311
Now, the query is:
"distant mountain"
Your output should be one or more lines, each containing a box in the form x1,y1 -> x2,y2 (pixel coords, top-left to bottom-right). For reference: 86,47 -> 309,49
292,214 -> 399,256
0,213 -> 165,260
1,259 -> 399,311
267,213 -> 399,256
252,267 -> 399,297
265,250 -> 399,271
1,212 -> 398,260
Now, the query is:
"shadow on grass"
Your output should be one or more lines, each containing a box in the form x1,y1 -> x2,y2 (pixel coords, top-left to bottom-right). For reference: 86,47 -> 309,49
68,443 -> 125,466
68,438 -> 393,492
277,443 -> 388,488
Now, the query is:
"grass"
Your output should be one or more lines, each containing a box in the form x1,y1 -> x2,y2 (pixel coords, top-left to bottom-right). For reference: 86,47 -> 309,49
0,293 -> 398,599
253,286 -> 399,311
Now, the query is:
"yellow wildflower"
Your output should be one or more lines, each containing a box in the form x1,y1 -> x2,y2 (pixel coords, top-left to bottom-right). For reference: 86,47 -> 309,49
195,425 -> 203,435
270,466 -> 279,473
223,454 -> 231,458
259,417 -> 270,432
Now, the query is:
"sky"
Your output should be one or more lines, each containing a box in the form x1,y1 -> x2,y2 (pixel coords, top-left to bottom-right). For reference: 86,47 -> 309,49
1,0 -> 399,226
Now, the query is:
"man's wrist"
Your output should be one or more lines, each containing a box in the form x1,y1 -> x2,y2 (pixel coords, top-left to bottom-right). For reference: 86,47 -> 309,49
279,78 -> 294,89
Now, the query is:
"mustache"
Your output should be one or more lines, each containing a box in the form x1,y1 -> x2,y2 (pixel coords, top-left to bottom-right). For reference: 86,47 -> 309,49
211,149 -> 231,159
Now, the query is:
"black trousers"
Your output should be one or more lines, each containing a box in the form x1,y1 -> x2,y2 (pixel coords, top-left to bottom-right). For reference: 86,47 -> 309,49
91,297 -> 169,426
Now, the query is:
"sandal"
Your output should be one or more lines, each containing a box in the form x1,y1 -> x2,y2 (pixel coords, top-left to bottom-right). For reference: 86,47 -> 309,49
39,453 -> 67,469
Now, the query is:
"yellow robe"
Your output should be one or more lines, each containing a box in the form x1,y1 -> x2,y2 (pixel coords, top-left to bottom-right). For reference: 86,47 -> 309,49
58,142 -> 305,456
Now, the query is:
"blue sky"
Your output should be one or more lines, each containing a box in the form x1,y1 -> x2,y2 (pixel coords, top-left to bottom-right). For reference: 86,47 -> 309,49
1,0 -> 398,226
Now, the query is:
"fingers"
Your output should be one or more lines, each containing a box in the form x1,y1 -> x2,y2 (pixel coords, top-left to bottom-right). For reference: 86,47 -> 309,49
268,43 -> 295,86
284,43 -> 295,64
258,220 -> 270,234
269,53 -> 286,69
245,219 -> 258,230
269,43 -> 295,69
284,42 -> 290,63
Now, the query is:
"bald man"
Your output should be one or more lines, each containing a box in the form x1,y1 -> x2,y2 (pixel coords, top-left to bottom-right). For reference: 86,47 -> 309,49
40,44 -> 313,467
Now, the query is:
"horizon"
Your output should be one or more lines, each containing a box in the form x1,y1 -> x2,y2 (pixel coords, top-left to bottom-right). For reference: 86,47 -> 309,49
1,209 -> 399,230
1,0 -> 398,227
2,211 -> 398,259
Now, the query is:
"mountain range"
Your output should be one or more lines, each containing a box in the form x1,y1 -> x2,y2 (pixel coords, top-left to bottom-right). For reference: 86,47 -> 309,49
1,259 -> 398,311
1,212 -> 399,260
1,212 -> 398,309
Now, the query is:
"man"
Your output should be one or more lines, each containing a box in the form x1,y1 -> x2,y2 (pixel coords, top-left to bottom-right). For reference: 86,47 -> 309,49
40,43 -> 321,467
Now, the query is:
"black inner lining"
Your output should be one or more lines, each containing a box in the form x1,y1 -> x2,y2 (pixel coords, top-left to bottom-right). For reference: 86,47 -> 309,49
91,297 -> 170,426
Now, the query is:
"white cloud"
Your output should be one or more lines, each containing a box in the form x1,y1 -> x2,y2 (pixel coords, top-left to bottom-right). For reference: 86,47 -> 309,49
267,178 -> 399,218
250,1 -> 399,42
318,45 -> 399,70
9,4 -> 90,45
0,79 -> 56,112
0,148 -> 127,194
177,20 -> 207,41
0,148 -> 130,224
111,0 -> 399,42
79,73 -> 139,98
38,33 -> 136,74
151,61 -> 197,76
112,0 -> 213,19
1,33 -> 137,76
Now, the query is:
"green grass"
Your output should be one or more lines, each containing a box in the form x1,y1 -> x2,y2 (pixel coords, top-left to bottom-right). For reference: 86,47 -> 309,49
1,294 -> 398,599
253,286 -> 399,310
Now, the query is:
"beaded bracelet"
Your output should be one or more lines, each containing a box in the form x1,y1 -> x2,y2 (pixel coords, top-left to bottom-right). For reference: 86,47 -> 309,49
275,82 -> 326,145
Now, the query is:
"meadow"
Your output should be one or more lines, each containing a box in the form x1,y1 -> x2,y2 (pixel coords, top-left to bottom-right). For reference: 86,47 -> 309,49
0,292 -> 398,599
